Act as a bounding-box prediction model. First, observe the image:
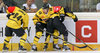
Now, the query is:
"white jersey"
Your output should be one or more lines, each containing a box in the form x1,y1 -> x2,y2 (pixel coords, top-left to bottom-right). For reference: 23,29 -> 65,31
96,3 -> 100,10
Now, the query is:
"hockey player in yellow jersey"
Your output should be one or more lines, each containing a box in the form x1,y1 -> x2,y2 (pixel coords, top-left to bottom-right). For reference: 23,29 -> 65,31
3,0 -> 29,51
42,4 -> 78,51
32,3 -> 61,51
32,3 -> 78,51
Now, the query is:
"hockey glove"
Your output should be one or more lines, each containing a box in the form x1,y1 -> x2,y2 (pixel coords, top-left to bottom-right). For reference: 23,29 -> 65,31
36,22 -> 42,27
60,14 -> 65,22
73,15 -> 78,22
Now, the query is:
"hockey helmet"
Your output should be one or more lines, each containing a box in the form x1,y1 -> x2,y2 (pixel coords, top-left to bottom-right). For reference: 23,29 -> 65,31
43,3 -> 49,9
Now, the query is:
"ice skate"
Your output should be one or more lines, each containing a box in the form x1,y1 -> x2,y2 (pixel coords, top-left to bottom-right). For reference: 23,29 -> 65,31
2,44 -> 9,53
18,44 -> 27,53
53,44 -> 61,51
31,44 -> 37,51
43,44 -> 48,51
62,45 -> 70,51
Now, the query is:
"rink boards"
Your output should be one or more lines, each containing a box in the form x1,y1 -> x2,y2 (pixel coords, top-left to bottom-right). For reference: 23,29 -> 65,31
0,13 -> 100,51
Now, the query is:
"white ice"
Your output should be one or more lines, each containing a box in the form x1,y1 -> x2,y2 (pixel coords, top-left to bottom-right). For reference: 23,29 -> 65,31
0,51 -> 100,53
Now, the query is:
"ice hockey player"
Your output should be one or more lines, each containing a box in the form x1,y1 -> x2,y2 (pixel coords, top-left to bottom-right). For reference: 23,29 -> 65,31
43,4 -> 78,51
32,3 -> 61,51
3,0 -> 29,52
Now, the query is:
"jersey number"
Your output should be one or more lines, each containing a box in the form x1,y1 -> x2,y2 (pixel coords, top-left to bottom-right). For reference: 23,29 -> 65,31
13,13 -> 22,21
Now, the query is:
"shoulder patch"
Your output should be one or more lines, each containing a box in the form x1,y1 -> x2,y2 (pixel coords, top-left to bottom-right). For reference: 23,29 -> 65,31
53,6 -> 61,13
8,6 -> 15,13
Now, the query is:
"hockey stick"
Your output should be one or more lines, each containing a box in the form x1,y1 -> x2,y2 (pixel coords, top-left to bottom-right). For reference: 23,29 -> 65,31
11,38 -> 12,51
26,39 -> 33,47
26,28 -> 33,48
38,27 -> 88,49
66,29 -> 98,50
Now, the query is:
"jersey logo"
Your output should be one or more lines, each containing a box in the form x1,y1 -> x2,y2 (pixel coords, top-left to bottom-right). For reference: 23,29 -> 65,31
53,6 -> 61,13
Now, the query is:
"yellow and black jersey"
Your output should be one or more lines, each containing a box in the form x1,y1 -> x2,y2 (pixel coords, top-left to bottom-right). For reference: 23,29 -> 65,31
51,6 -> 77,20
33,6 -> 77,25
6,6 -> 29,29
32,8 -> 60,25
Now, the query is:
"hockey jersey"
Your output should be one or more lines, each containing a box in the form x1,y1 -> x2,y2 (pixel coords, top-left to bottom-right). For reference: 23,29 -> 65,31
32,7 -> 60,24
6,6 -> 29,29
52,6 -> 77,20
33,6 -> 77,25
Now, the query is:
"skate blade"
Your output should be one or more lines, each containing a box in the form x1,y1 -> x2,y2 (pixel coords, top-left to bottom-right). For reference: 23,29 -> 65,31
53,49 -> 57,51
62,49 -> 65,51
62,49 -> 71,51
44,49 -> 46,51
67,50 -> 71,51
18,50 -> 27,53
18,50 -> 22,53
2,50 -> 8,53
53,48 -> 61,51
31,50 -> 34,52
31,50 -> 36,52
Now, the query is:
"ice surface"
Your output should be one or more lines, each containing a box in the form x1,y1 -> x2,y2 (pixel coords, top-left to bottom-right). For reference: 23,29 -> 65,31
1,51 -> 100,53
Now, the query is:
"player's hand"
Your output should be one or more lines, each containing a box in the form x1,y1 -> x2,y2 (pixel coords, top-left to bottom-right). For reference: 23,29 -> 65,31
36,22 -> 42,27
60,14 -> 65,22
73,16 -> 78,22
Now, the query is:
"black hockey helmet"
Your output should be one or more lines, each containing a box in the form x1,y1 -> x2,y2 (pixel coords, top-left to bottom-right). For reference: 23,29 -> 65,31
43,3 -> 49,9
